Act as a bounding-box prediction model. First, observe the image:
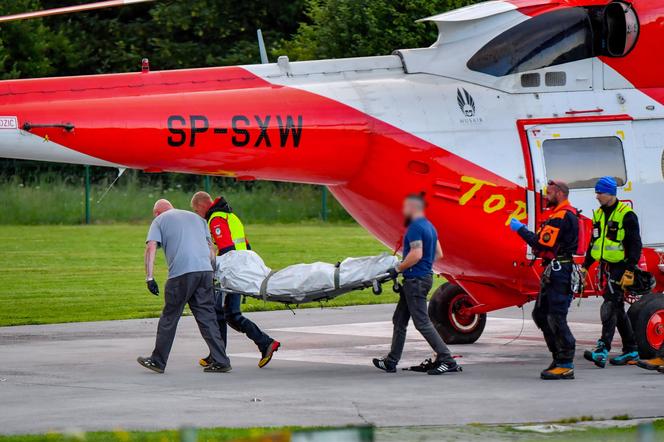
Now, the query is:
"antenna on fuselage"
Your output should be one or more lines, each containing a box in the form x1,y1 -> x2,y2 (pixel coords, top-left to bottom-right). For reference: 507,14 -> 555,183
0,0 -> 155,24
257,29 -> 269,64
96,167 -> 127,204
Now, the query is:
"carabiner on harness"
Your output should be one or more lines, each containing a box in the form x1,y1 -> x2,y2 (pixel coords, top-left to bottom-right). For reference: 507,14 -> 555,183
550,259 -> 562,272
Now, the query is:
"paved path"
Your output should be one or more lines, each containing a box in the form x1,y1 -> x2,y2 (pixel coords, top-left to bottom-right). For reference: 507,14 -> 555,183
1,299 -> 662,435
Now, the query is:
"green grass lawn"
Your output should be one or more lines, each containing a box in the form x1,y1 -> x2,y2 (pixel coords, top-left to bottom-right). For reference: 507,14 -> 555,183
0,223 -> 407,327
0,427 -> 278,442
1,421 -> 662,442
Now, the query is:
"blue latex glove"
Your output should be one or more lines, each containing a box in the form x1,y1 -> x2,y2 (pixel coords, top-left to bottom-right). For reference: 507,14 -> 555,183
509,218 -> 525,232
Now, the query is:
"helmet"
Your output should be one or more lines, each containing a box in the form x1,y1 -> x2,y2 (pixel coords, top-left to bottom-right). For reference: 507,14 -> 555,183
627,268 -> 657,297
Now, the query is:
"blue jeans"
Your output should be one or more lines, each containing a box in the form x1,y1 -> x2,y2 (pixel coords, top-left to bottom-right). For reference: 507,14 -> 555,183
215,292 -> 273,352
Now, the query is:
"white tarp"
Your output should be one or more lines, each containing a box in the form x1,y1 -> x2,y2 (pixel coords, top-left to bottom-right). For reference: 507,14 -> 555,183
215,250 -> 398,301
338,254 -> 399,286
215,250 -> 270,294
267,262 -> 336,297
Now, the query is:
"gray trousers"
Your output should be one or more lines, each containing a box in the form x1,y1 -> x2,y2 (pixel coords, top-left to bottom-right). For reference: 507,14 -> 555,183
387,275 -> 454,365
151,271 -> 229,368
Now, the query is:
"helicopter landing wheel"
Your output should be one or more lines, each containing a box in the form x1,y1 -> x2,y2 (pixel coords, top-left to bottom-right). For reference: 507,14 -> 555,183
632,293 -> 664,359
428,282 -> 486,344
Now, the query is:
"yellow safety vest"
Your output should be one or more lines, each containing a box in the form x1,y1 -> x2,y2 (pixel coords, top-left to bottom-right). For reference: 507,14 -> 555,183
207,211 -> 248,253
590,201 -> 633,263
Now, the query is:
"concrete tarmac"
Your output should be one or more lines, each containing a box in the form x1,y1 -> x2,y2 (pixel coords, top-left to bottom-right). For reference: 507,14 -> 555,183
1,299 -> 662,435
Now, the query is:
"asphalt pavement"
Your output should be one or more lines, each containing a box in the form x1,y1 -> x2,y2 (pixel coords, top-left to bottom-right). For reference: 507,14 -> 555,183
1,298 -> 662,435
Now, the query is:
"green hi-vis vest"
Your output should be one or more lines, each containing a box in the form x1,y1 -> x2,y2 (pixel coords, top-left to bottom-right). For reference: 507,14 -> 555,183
590,201 -> 633,263
207,211 -> 248,252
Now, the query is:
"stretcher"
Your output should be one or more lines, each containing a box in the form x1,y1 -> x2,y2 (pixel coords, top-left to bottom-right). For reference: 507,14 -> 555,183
214,250 -> 400,304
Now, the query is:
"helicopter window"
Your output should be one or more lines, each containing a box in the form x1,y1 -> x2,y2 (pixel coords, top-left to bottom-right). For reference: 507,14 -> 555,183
467,8 -> 594,76
542,136 -> 626,189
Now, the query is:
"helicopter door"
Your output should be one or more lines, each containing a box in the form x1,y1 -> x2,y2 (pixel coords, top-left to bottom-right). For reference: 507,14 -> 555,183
523,119 -> 635,257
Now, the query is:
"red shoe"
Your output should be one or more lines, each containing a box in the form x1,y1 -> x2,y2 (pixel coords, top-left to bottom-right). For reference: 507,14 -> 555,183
258,340 -> 281,368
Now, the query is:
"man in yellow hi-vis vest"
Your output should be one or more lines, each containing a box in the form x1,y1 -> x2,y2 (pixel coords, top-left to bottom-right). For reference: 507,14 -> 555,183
583,176 -> 642,368
191,191 -> 280,369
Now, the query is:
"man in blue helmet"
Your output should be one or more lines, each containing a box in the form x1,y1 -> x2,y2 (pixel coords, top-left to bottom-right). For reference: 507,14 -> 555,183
583,176 -> 642,368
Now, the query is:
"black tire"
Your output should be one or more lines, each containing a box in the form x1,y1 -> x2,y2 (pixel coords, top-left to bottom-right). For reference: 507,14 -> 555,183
428,282 -> 487,344
627,293 -> 657,326
372,280 -> 382,295
633,293 -> 664,359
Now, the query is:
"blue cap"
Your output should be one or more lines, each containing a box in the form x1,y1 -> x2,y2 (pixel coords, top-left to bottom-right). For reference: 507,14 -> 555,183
595,176 -> 617,195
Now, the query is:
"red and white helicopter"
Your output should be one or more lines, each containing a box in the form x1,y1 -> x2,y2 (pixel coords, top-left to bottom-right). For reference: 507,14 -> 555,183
1,0 -> 663,354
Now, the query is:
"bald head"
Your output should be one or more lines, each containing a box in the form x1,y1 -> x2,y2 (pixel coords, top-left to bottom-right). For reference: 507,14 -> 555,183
153,199 -> 173,217
191,191 -> 213,218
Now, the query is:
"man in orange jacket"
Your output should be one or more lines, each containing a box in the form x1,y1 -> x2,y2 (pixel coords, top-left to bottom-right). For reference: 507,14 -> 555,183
509,180 -> 580,380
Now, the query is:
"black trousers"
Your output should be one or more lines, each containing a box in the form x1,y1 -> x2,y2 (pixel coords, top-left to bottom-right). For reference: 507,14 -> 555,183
387,275 -> 454,365
151,271 -> 229,368
215,292 -> 272,353
599,263 -> 637,353
532,263 -> 576,364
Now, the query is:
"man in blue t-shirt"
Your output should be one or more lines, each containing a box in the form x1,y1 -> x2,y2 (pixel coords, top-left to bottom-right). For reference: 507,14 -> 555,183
373,194 -> 459,375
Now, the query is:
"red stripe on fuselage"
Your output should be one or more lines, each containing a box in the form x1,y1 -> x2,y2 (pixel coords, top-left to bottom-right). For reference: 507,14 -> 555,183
0,65 -> 538,311
0,66 -> 270,104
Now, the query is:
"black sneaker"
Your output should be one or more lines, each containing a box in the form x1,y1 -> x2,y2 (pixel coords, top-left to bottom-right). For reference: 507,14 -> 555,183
203,362 -> 232,373
405,358 -> 436,372
427,360 -> 462,375
372,358 -> 396,373
137,356 -> 164,374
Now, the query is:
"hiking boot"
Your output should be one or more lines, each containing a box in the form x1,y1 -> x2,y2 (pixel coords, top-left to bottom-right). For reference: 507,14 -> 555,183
609,351 -> 639,366
258,340 -> 281,368
137,356 -> 164,374
203,362 -> 232,373
372,358 -> 396,373
541,363 -> 574,380
584,340 -> 608,368
427,360 -> 462,375
198,354 -> 213,368
637,357 -> 664,371
406,358 -> 436,373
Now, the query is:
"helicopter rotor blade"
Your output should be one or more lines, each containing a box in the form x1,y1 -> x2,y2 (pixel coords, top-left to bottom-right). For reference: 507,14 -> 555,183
0,0 -> 155,24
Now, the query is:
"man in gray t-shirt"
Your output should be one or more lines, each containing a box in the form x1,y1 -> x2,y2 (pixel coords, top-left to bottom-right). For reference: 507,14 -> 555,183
137,199 -> 230,373
145,204 -> 213,279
